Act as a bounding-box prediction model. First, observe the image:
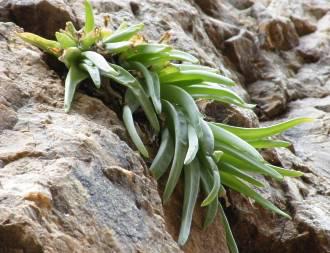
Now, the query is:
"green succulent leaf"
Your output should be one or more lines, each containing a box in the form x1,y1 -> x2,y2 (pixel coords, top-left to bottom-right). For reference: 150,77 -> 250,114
129,61 -> 162,114
123,105 -> 149,158
59,47 -> 82,68
84,0 -> 95,33
200,156 -> 221,207
178,158 -> 200,246
184,125 -> 199,165
65,21 -> 78,40
18,32 -> 61,56
105,41 -> 132,54
183,84 -> 255,108
221,162 -> 265,188
124,43 -> 172,61
103,23 -> 144,43
215,118 -> 313,140
216,140 -> 283,180
81,51 -> 117,74
79,59 -> 101,88
199,120 -> 215,156
172,63 -> 219,73
64,63 -> 88,112
219,204 -> 239,253
160,70 -> 235,86
102,64 -> 160,132
268,165 -> 304,177
167,49 -> 199,64
162,101 -> 188,202
150,128 -> 175,179
55,32 -> 77,49
221,171 -> 291,218
199,163 -> 219,228
248,138 -> 291,149
161,85 -> 203,137
210,123 -> 265,162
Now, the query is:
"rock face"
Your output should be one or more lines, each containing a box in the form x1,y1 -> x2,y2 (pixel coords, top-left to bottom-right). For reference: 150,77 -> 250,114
1,0 -> 330,253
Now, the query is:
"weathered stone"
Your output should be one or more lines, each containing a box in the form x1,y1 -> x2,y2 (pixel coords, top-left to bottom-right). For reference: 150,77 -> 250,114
259,17 -> 299,50
290,15 -> 317,36
1,0 -> 76,38
198,100 -> 259,127
247,79 -> 288,119
224,30 -> 263,83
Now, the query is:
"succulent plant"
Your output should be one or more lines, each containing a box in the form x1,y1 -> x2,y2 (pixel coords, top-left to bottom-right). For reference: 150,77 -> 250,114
18,1 -> 312,252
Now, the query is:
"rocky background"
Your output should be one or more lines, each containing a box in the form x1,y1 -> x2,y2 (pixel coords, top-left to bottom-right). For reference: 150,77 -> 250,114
0,0 -> 329,252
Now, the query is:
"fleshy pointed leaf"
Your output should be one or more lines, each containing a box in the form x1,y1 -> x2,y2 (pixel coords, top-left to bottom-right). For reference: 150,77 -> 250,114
219,204 -> 239,253
103,23 -> 144,43
248,139 -> 291,149
55,32 -> 76,49
172,63 -> 219,73
199,161 -> 218,228
64,64 -> 88,112
178,159 -> 200,246
150,128 -> 175,179
79,59 -> 101,88
18,32 -> 61,56
161,85 -> 203,137
105,41 -> 132,54
215,141 -> 283,180
221,162 -> 265,187
161,70 -> 235,86
82,51 -> 117,74
199,120 -> 214,156
183,84 -> 254,108
102,64 -> 160,132
162,101 -> 188,202
215,118 -> 313,140
210,123 -> 264,162
221,171 -> 291,218
123,105 -> 149,157
201,156 -> 221,207
184,125 -> 199,165
129,61 -> 162,114
84,0 -> 95,33
268,165 -> 304,177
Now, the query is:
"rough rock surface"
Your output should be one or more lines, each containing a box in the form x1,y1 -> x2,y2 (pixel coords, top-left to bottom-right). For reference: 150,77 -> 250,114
1,0 -> 330,253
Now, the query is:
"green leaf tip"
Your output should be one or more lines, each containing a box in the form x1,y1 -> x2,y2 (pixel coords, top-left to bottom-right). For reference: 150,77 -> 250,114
84,0 -> 95,33
17,32 -> 61,56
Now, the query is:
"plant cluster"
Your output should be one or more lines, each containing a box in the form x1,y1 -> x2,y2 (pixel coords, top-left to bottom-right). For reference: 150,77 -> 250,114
18,1 -> 312,252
